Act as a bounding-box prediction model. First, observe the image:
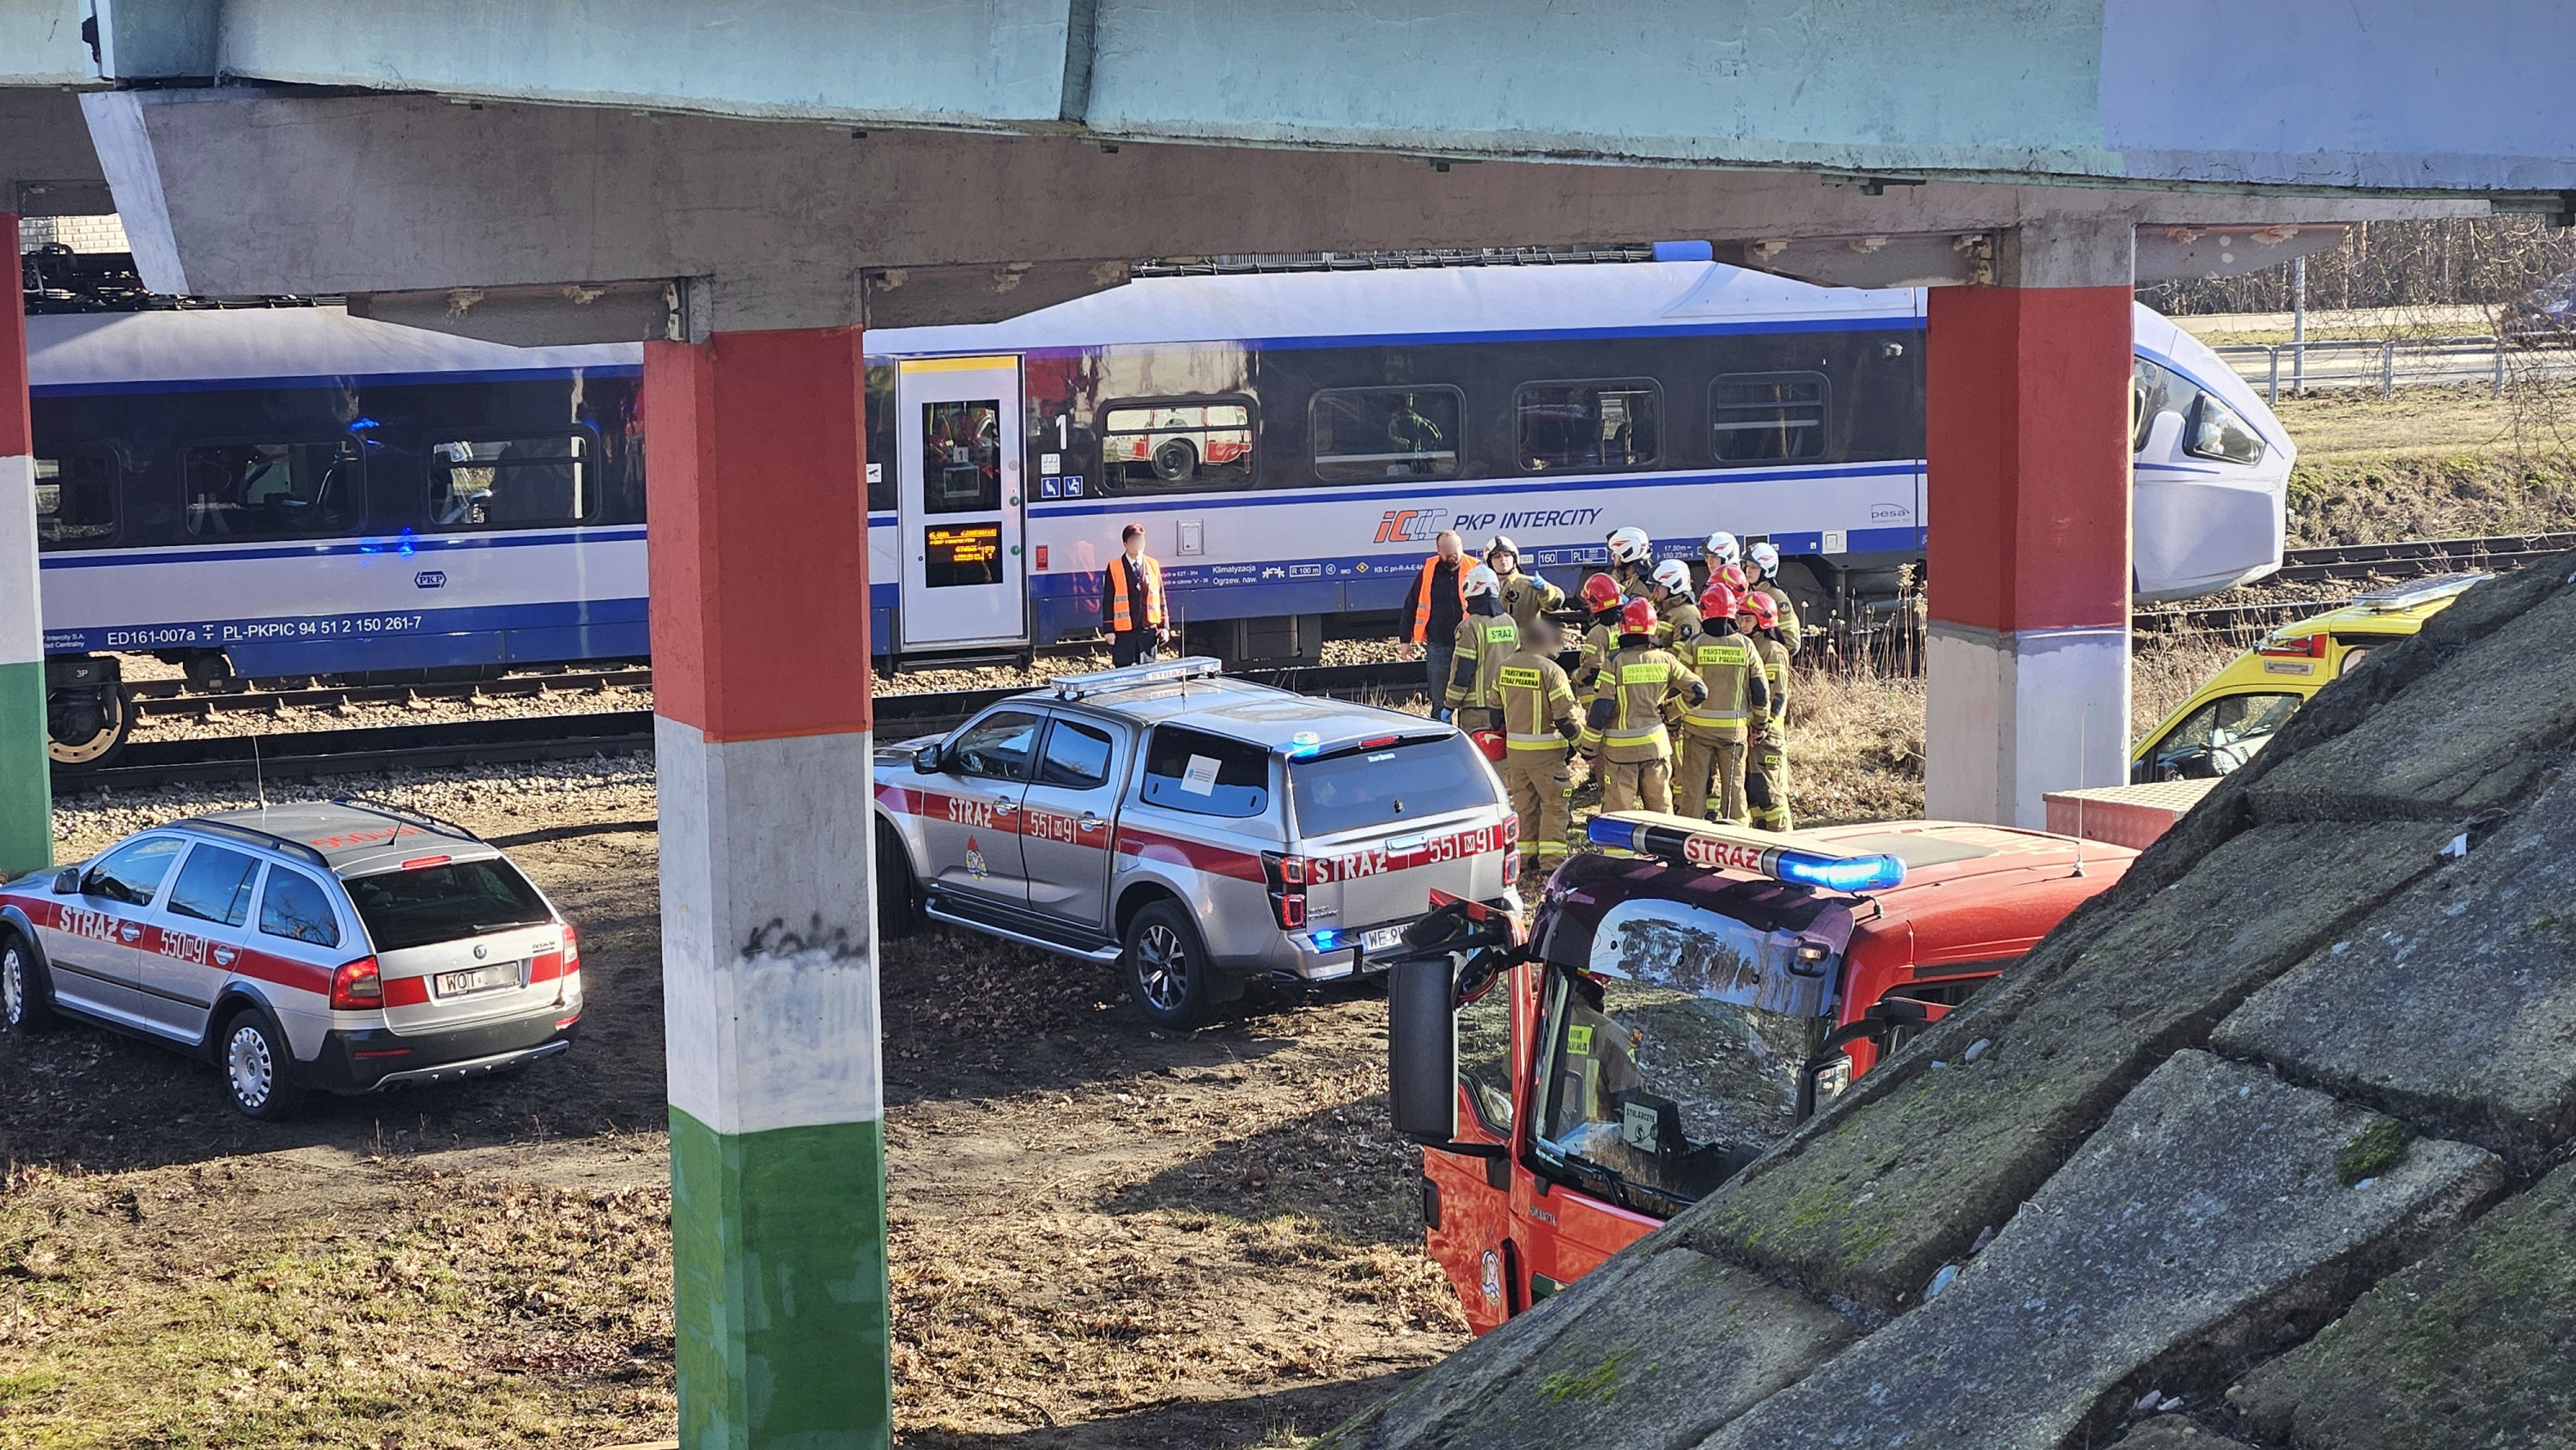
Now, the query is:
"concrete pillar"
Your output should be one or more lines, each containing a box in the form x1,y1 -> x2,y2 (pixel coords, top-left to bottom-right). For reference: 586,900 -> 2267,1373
1923,217 -> 2135,828
644,325 -> 890,1448
0,215 -> 51,877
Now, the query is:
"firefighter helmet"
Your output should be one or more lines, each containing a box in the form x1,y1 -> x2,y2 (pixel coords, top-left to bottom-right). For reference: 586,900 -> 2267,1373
1716,563 -> 1749,593
1740,590 -> 1779,630
1619,598 -> 1658,635
1607,526 -> 1652,565
1748,541 -> 1782,577
1462,563 -> 1502,598
1702,531 -> 1741,566
1580,573 -> 1624,611
1485,534 -> 1520,563
1698,581 -> 1741,621
1650,560 -> 1693,597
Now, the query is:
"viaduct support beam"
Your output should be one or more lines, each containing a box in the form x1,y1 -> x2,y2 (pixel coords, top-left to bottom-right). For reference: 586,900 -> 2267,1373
644,325 -> 890,1448
0,214 -> 50,876
1923,218 -> 2134,828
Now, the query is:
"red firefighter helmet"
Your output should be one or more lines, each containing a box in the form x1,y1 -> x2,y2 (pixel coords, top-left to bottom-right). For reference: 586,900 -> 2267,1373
1580,573 -> 1624,611
1698,580 -> 1741,621
1740,590 -> 1779,631
1619,598 -> 1658,635
1716,563 -> 1750,594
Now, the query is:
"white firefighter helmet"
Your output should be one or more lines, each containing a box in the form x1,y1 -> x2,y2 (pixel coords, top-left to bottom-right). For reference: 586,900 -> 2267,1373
1748,540 -> 1782,576
1462,563 -> 1503,598
1607,526 -> 1652,565
1702,531 -> 1741,566
1651,559 -> 1693,596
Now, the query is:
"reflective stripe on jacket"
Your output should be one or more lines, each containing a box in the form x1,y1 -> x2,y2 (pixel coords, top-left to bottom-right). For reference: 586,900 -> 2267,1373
1589,646 -> 1697,762
1406,556 -> 1467,644
1498,649 -> 1579,749
1681,630 -> 1767,736
1501,573 -> 1564,633
1105,554 -> 1165,632
1447,611 -> 1521,708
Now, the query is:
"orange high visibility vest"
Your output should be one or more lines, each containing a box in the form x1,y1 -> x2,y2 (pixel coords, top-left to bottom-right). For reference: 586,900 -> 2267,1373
1407,556 -> 1467,644
1106,554 -> 1165,632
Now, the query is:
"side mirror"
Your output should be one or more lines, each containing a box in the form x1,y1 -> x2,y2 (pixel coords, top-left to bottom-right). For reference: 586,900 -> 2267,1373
51,868 -> 80,895
1388,953 -> 1461,1144
912,744 -> 943,774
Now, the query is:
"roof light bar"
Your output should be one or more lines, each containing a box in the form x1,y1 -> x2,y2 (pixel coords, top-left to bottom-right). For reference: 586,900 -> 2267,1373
1051,655 -> 1226,700
1586,812 -> 1905,893
2354,572 -> 2491,611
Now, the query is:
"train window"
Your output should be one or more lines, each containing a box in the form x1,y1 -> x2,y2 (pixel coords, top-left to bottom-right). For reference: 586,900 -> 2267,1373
1309,387 -> 1464,482
429,434 -> 592,530
1099,397 -> 1256,494
32,450 -> 117,550
2132,358 -> 2193,452
183,440 -> 361,538
2185,393 -> 2267,467
866,365 -> 897,512
1514,379 -> 1660,473
1709,373 -> 1829,464
923,399 -> 1004,514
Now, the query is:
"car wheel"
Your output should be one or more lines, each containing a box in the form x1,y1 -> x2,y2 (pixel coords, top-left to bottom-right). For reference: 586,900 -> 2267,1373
875,820 -> 920,939
220,1010 -> 307,1121
1150,438 -> 1197,483
1125,901 -> 1234,1031
1,932 -> 56,1034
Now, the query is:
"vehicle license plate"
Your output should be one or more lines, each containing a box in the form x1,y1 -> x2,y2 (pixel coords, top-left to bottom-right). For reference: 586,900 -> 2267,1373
434,962 -> 519,998
1364,925 -> 1407,953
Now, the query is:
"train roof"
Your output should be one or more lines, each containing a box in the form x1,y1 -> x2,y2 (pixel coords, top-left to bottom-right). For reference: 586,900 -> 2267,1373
24,305 -> 640,392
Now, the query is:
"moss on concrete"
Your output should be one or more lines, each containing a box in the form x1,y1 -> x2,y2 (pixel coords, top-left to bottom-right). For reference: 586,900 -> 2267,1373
2234,1159 -> 2576,1449
1538,1348 -> 1631,1405
1684,820 -> 2462,1313
2334,1119 -> 2411,1186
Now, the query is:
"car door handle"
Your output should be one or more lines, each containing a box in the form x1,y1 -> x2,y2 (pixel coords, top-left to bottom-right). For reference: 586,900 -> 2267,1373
1078,814 -> 1108,831
213,947 -> 237,967
118,923 -> 142,941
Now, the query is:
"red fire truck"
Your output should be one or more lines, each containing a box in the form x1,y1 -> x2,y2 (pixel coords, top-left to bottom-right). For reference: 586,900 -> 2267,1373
1388,811 -> 2134,1333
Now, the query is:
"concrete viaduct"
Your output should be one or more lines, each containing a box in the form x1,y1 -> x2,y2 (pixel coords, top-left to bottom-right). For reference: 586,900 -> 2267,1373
3,3 -> 2571,1444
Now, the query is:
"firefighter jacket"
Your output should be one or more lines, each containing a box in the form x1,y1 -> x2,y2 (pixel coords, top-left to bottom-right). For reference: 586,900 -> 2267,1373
1656,598 -> 1702,648
1752,631 -> 1792,731
1755,579 -> 1804,652
1611,559 -> 1656,603
1680,620 -> 1770,741
1571,613 -> 1623,691
1497,643 -> 1581,753
1445,598 -> 1521,710
1104,553 -> 1165,632
1583,639 -> 1704,763
1499,572 -> 1565,633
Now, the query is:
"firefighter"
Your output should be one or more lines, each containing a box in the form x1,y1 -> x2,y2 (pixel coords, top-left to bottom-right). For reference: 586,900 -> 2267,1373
1496,616 -> 1582,876
1746,541 -> 1805,654
1649,559 -> 1701,646
1607,525 -> 1656,601
1444,564 -> 1519,732
1674,580 -> 1770,824
1740,590 -> 1795,830
1103,522 -> 1169,667
1571,572 -> 1627,692
1584,598 -> 1704,814
1699,531 -> 1741,592
1487,535 -> 1564,633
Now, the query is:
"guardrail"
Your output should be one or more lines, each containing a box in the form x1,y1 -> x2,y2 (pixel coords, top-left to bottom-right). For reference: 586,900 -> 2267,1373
2211,335 -> 2576,402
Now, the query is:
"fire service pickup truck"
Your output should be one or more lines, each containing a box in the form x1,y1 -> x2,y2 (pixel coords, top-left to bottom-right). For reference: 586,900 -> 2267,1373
1387,811 -> 2134,1333
872,658 -> 1519,1028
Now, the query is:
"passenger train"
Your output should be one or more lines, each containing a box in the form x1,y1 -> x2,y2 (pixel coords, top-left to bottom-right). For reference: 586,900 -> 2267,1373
27,259 -> 2293,765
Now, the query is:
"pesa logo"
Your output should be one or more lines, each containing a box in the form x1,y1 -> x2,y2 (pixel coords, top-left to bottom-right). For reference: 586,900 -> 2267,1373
413,571 -> 448,590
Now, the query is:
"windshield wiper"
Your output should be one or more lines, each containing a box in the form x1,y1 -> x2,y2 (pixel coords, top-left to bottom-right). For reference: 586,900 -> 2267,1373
1552,1146 -> 1690,1218
470,919 -> 553,933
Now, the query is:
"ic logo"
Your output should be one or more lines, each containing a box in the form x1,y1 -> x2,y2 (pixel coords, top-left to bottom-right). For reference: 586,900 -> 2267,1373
414,571 -> 448,589
1372,507 -> 1451,544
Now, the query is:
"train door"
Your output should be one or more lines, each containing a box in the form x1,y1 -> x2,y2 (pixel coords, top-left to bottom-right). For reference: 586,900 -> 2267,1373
896,356 -> 1028,652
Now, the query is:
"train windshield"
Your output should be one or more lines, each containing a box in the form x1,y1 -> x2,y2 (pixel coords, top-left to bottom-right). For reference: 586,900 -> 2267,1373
344,858 -> 551,953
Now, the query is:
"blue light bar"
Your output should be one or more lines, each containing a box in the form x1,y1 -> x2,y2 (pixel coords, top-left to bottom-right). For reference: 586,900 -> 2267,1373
1585,816 -> 1640,852
1308,928 -> 1350,951
1286,731 -> 1324,759
1771,848 -> 1906,893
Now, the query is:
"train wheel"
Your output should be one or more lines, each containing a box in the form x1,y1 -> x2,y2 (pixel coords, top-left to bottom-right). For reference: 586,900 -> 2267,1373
46,677 -> 131,770
1150,438 -> 1197,482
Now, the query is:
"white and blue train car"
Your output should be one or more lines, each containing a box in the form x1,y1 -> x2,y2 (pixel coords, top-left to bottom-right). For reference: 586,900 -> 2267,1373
27,306 -> 646,761
27,261 -> 2290,761
860,261 -> 2293,662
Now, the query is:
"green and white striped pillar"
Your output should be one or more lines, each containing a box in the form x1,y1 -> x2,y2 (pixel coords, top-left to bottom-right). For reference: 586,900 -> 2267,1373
643,325 -> 890,1447
0,215 -> 52,878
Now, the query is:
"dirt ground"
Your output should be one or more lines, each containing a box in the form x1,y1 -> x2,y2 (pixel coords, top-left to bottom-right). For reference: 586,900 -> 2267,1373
0,793 -> 1464,1449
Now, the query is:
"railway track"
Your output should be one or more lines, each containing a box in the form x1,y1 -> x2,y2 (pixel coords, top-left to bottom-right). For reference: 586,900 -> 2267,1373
2270,531 -> 2576,586
126,665 -> 655,719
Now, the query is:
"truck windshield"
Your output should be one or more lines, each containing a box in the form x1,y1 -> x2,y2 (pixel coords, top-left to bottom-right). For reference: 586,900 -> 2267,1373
344,858 -> 551,953
1531,964 -> 1831,1215
1290,733 -> 1493,836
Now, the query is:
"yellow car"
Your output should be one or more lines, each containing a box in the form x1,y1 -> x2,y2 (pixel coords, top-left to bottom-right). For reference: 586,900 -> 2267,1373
2129,573 -> 2488,784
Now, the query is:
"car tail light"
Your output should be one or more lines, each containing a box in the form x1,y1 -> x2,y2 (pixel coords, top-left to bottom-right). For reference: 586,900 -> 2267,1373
331,956 -> 384,1010
1261,852 -> 1313,931
1503,851 -> 1519,886
399,854 -> 453,870
561,922 -> 580,973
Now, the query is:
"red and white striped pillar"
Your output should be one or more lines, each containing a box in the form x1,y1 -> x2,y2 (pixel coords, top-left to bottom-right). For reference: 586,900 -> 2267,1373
1924,219 -> 2135,828
0,214 -> 51,877
643,325 -> 890,1447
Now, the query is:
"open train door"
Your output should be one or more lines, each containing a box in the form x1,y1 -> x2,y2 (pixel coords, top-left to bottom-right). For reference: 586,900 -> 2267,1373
896,355 -> 1029,652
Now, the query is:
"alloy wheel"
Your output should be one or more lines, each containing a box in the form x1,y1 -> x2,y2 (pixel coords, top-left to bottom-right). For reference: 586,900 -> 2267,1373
1135,924 -> 1190,1013
1,946 -> 22,1025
